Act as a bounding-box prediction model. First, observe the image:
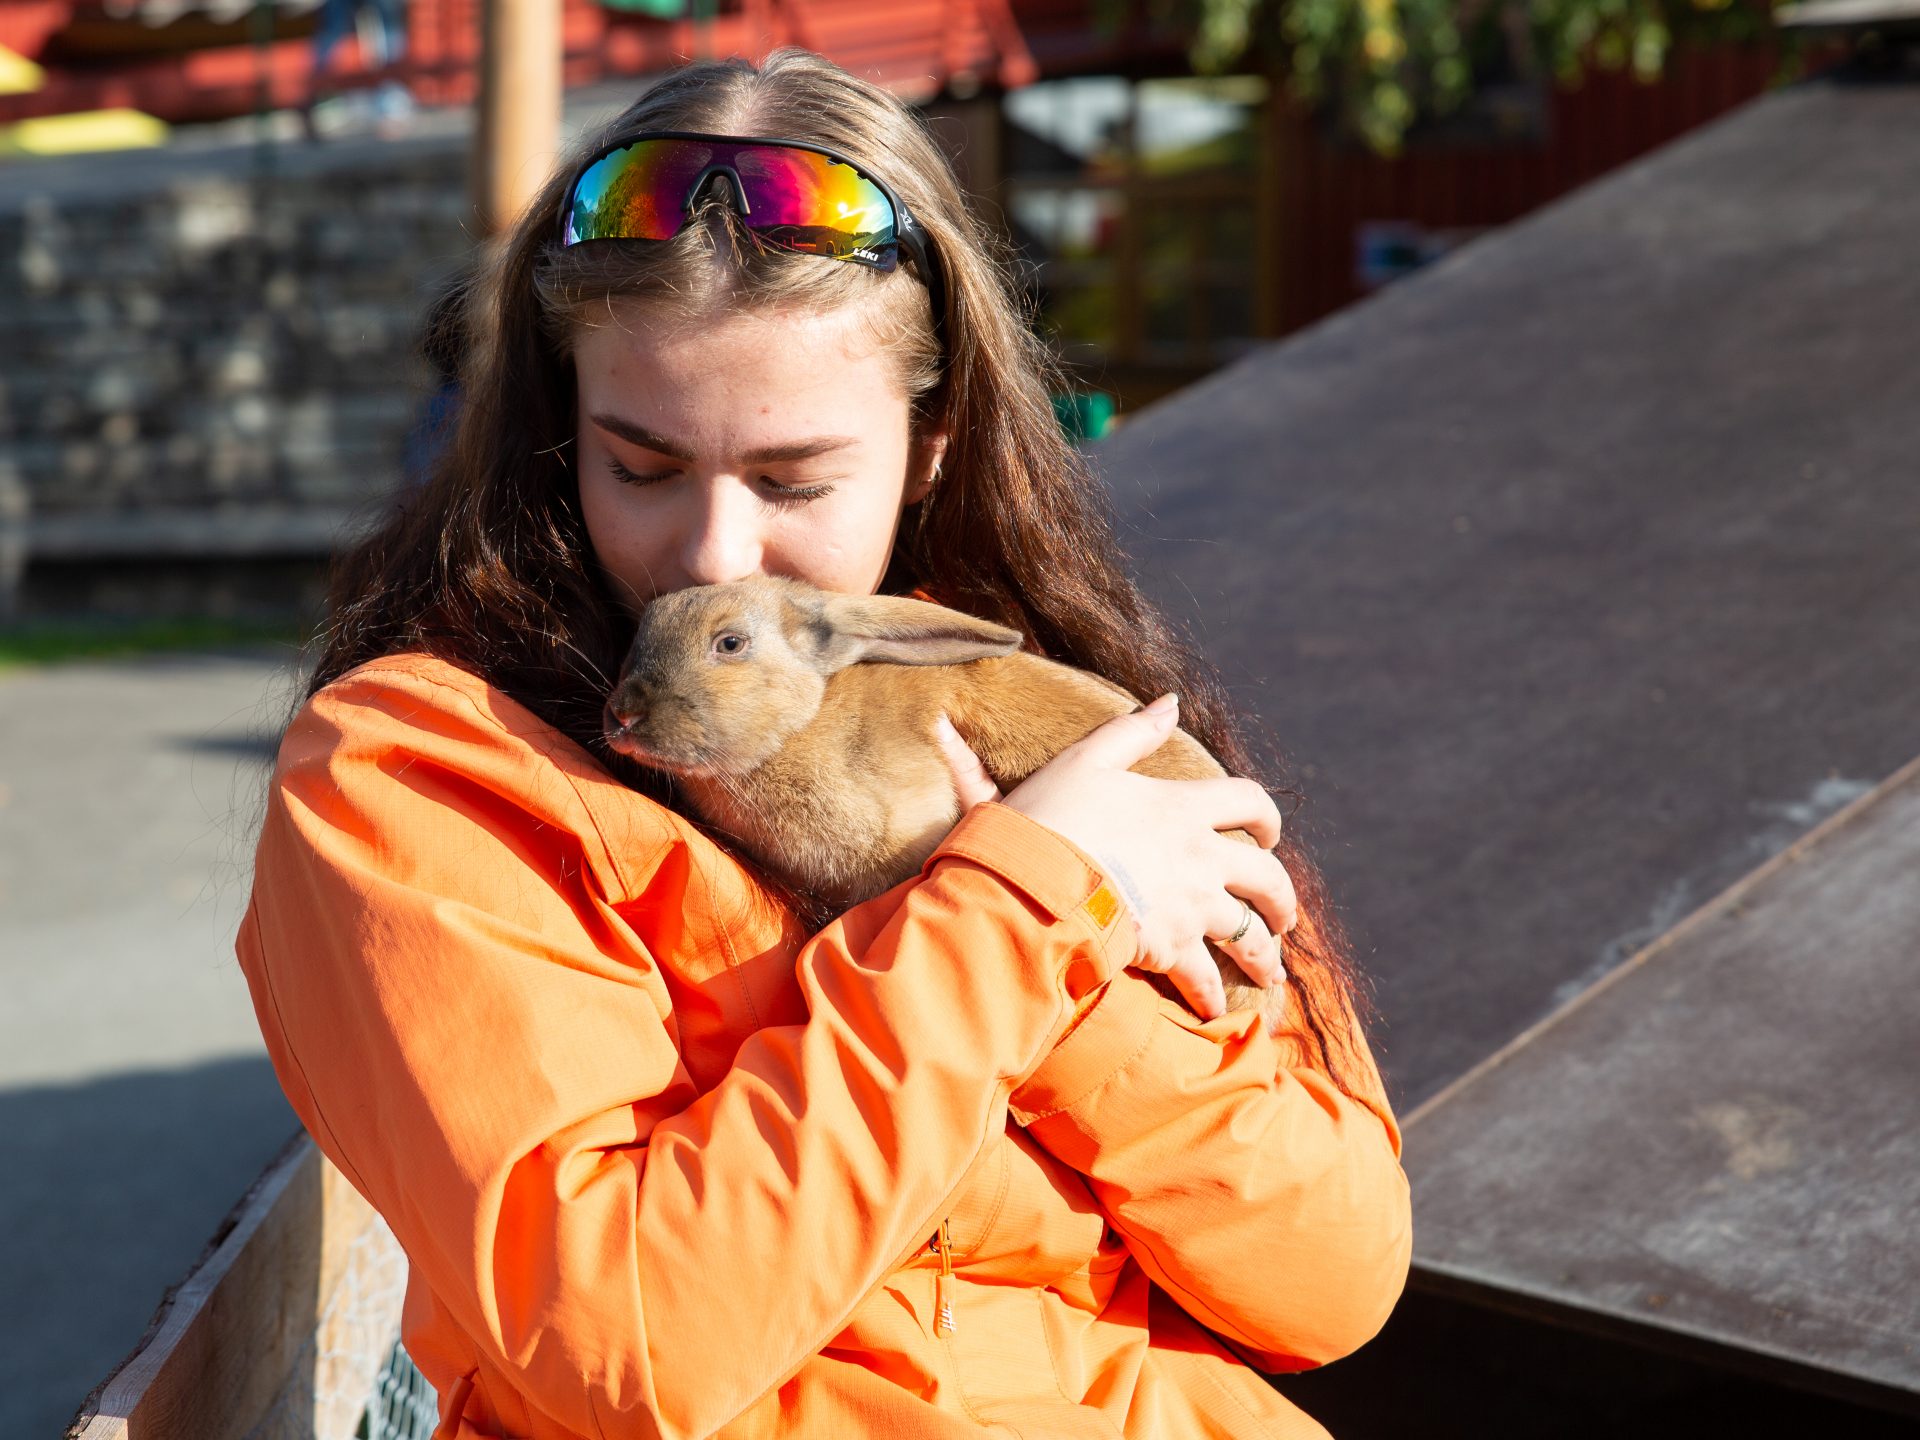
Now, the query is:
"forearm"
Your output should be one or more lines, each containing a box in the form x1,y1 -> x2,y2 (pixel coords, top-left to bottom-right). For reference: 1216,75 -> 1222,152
608,806 -> 1133,1434
1010,973 -> 1412,1369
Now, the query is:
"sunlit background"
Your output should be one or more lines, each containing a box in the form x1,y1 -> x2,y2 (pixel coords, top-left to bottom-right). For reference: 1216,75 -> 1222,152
6,1 -> 1916,1436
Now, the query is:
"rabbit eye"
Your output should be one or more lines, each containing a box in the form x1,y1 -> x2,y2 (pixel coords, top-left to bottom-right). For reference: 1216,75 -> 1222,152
712,632 -> 751,658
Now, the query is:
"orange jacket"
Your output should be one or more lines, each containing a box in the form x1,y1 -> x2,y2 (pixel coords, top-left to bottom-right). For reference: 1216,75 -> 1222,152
237,654 -> 1411,1440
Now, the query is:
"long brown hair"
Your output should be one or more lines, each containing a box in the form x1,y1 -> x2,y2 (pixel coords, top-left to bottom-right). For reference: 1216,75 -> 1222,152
311,50 -> 1373,1086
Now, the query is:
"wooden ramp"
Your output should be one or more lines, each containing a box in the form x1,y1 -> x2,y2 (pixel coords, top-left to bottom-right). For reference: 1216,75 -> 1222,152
1403,753 -> 1920,1415
1093,67 -> 1920,1111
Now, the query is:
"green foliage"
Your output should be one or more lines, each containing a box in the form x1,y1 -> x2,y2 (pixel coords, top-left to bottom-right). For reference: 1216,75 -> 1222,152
0,617 -> 305,672
1160,0 -> 1791,154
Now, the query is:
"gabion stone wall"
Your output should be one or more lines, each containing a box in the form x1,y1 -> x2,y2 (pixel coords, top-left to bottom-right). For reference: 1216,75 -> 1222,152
0,132 -> 480,560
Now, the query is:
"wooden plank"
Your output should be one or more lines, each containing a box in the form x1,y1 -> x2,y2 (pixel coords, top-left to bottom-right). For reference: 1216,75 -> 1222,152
67,1135 -> 409,1440
1400,753 -> 1920,1411
261,1156 -> 414,1440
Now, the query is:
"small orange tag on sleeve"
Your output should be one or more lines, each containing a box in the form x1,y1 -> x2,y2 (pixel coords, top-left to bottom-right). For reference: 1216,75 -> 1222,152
1084,883 -> 1121,930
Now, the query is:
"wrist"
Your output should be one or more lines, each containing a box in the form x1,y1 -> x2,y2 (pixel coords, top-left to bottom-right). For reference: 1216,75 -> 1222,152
1077,848 -> 1146,929
928,803 -> 1140,987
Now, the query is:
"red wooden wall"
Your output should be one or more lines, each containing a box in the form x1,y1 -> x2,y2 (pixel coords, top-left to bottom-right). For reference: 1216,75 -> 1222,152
1273,42 -> 1805,335
0,0 -> 1073,123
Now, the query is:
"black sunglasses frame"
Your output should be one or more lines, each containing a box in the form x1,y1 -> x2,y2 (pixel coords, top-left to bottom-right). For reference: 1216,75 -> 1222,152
558,130 -> 948,362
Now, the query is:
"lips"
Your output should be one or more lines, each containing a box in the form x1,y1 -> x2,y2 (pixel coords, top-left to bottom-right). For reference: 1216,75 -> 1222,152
601,712 -> 713,779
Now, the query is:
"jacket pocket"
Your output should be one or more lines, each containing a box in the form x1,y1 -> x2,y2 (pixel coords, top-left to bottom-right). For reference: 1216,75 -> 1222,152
939,1283 -> 1123,1438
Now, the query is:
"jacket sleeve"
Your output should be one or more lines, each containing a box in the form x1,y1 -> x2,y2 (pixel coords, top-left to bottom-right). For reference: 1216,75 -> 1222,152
236,666 -> 1137,1440
1006,953 -> 1413,1372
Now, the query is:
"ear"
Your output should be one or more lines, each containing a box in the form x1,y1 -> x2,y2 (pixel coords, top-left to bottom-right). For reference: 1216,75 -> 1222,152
903,428 -> 949,506
801,591 -> 1023,671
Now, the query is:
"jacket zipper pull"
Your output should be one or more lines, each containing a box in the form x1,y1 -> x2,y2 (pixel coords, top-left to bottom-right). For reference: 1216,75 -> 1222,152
934,1218 -> 956,1337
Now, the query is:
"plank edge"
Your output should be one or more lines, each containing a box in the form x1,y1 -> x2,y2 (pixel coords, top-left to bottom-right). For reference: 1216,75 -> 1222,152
1409,1260 -> 1920,1420
63,1130 -> 315,1440
1402,748 -> 1920,1131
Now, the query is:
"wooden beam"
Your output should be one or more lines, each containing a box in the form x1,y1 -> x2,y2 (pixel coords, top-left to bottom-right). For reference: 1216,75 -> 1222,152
475,0 -> 563,236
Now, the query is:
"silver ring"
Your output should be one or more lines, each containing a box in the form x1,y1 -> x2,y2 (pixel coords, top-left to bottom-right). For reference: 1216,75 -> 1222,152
1226,898 -> 1253,946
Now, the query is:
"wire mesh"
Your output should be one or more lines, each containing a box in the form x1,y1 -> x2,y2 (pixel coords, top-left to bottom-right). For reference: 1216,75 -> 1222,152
359,1338 -> 442,1440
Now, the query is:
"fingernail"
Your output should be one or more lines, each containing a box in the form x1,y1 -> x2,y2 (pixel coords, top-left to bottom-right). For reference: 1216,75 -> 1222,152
933,712 -> 958,742
1146,693 -> 1178,725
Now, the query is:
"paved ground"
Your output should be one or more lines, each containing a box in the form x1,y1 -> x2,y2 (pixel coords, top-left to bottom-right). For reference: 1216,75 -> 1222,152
0,650 -> 304,1437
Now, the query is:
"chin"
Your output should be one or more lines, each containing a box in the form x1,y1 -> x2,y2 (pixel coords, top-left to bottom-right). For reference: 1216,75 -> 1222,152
605,731 -> 712,779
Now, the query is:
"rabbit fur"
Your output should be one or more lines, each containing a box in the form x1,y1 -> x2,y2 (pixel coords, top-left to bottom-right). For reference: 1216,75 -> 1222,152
604,575 -> 1283,1031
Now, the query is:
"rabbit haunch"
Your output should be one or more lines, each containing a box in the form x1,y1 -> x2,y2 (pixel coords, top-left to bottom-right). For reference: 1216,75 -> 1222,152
604,575 -> 1284,1030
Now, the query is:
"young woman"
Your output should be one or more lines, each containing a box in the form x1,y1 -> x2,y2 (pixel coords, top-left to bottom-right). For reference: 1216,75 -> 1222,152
238,50 -> 1410,1440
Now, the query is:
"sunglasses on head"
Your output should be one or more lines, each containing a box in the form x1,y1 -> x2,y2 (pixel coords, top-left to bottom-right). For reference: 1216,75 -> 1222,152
559,130 -> 947,349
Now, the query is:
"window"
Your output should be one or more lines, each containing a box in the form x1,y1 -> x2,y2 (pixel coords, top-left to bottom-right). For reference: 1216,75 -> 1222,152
1002,74 -> 1271,391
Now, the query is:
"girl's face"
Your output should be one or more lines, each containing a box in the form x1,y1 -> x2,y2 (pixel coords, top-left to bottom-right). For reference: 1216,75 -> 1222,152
573,299 -> 945,613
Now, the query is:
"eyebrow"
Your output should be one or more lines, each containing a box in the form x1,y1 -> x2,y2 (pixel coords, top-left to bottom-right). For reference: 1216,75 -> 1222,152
589,412 -> 858,465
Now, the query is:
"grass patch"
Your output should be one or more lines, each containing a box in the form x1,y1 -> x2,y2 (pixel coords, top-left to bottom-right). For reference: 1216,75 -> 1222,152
0,616 -> 308,672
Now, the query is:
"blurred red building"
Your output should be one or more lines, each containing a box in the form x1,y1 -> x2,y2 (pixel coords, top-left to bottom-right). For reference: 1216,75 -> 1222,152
0,0 -> 1814,405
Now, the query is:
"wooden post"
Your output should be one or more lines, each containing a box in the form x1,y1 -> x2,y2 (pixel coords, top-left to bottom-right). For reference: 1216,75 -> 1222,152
474,0 -> 563,236
1266,76 -> 1311,338
1113,87 -> 1143,372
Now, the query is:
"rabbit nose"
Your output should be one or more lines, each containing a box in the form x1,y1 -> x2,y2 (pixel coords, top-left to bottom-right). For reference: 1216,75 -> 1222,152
606,697 -> 649,732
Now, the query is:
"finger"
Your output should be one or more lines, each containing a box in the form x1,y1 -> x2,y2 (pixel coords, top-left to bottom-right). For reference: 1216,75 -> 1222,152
1133,926 -> 1228,1020
1174,777 -> 1283,848
1056,693 -> 1180,772
1166,939 -> 1228,1021
1208,894 -> 1284,988
934,713 -> 1003,811
1216,838 -> 1300,938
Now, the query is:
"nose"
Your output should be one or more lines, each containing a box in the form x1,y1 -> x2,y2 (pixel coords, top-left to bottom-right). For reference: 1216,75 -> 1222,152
679,477 -> 766,587
604,695 -> 647,734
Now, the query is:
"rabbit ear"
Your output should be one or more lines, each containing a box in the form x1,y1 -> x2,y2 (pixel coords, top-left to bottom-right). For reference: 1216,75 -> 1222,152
800,592 -> 1024,671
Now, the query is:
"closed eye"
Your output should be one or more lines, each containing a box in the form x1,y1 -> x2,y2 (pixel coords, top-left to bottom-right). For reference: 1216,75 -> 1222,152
604,456 -> 837,505
606,457 -> 675,487
761,478 -> 838,506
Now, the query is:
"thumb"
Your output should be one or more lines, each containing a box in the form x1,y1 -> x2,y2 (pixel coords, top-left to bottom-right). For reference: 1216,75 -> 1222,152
1064,693 -> 1180,771
934,713 -> 1003,811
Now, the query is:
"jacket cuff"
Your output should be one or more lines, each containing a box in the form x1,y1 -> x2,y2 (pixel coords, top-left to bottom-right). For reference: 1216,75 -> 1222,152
926,802 -> 1139,982
1008,972 -> 1161,1126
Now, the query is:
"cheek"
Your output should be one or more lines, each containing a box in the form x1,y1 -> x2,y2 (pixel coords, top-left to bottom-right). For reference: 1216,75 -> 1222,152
577,464 -> 625,559
785,491 -> 906,591
578,460 -> 664,602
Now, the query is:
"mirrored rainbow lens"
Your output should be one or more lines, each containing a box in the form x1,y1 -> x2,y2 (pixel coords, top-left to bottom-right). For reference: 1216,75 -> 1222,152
564,139 -> 898,267
565,139 -> 708,244
731,146 -> 897,261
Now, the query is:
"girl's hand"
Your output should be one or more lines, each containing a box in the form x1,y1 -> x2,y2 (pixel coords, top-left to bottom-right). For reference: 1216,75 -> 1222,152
933,696 -> 1296,1020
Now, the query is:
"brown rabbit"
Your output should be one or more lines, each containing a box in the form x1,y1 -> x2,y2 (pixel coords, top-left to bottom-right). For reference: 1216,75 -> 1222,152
603,575 -> 1285,1031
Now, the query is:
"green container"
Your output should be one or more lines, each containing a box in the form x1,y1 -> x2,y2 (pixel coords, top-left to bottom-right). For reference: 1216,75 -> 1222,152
599,0 -> 686,15
1051,390 -> 1116,443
